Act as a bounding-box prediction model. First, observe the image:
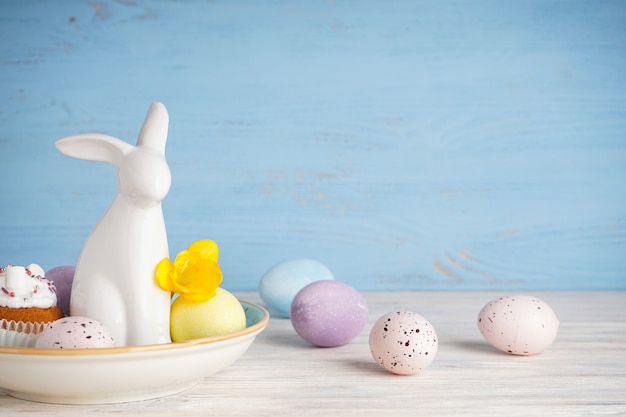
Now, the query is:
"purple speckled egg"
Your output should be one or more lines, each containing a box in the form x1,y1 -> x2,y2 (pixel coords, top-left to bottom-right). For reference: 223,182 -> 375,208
45,265 -> 75,316
290,280 -> 368,347
35,317 -> 115,349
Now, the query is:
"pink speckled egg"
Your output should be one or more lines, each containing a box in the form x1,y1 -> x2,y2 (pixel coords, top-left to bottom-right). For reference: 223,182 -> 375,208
290,280 -> 368,347
35,317 -> 115,349
369,311 -> 438,375
477,295 -> 559,355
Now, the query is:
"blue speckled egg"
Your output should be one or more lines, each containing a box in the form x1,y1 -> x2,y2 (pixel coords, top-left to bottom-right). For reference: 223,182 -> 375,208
258,259 -> 334,318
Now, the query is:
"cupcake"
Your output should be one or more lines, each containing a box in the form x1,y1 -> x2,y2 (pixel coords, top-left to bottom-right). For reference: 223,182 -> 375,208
0,264 -> 64,347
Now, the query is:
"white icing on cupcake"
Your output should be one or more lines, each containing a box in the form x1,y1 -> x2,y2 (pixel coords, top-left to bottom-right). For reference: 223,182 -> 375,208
0,264 -> 57,308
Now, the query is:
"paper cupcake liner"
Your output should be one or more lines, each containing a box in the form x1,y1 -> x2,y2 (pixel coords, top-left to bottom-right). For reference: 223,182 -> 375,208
0,319 -> 50,347
0,328 -> 39,347
0,318 -> 48,334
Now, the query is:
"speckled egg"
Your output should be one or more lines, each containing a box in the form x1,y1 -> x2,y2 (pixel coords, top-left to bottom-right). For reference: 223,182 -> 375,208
369,311 -> 438,375
290,280 -> 368,347
35,317 -> 115,349
259,258 -> 334,318
45,265 -> 75,317
477,295 -> 559,355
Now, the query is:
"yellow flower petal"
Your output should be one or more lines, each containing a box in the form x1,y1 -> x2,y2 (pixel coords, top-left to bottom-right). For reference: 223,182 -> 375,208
188,239 -> 219,262
181,288 -> 217,303
179,258 -> 223,301
155,258 -> 175,292
154,240 -> 224,302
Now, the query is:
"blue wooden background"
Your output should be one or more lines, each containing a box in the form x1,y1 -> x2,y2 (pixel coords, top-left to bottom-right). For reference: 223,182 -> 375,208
1,0 -> 624,291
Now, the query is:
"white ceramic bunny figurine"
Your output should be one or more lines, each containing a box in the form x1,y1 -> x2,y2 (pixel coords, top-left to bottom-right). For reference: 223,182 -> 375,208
56,102 -> 172,346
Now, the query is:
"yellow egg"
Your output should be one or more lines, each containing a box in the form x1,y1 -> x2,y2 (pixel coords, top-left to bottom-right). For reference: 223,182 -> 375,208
170,287 -> 246,342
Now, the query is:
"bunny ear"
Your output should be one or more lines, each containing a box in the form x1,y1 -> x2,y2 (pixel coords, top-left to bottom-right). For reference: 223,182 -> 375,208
136,102 -> 169,154
56,133 -> 134,167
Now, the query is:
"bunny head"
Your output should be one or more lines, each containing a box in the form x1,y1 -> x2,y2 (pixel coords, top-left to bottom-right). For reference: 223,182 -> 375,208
56,102 -> 171,208
117,148 -> 171,207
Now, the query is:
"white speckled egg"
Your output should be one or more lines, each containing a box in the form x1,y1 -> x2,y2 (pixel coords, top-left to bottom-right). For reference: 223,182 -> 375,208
369,311 -> 438,375
259,258 -> 334,318
35,317 -> 115,349
477,295 -> 559,355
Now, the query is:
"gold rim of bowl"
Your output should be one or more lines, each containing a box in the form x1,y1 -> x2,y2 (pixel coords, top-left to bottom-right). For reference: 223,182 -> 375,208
0,299 -> 269,356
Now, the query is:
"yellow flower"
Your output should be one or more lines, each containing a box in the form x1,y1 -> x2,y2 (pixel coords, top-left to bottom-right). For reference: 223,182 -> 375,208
155,240 -> 223,302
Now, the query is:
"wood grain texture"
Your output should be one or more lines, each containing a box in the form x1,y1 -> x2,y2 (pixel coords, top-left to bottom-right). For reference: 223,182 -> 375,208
1,291 -> 625,416
0,1 -> 625,290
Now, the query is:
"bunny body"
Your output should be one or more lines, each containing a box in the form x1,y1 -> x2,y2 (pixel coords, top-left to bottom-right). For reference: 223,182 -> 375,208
56,102 -> 172,346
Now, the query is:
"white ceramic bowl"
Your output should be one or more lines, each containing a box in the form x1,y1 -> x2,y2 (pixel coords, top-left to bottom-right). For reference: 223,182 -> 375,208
0,300 -> 269,404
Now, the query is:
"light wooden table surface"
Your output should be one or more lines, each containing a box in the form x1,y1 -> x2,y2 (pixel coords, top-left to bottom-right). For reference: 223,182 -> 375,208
2,291 -> 625,416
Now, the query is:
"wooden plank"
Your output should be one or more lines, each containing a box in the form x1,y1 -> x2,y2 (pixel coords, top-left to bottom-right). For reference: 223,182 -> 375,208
0,1 -> 625,290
